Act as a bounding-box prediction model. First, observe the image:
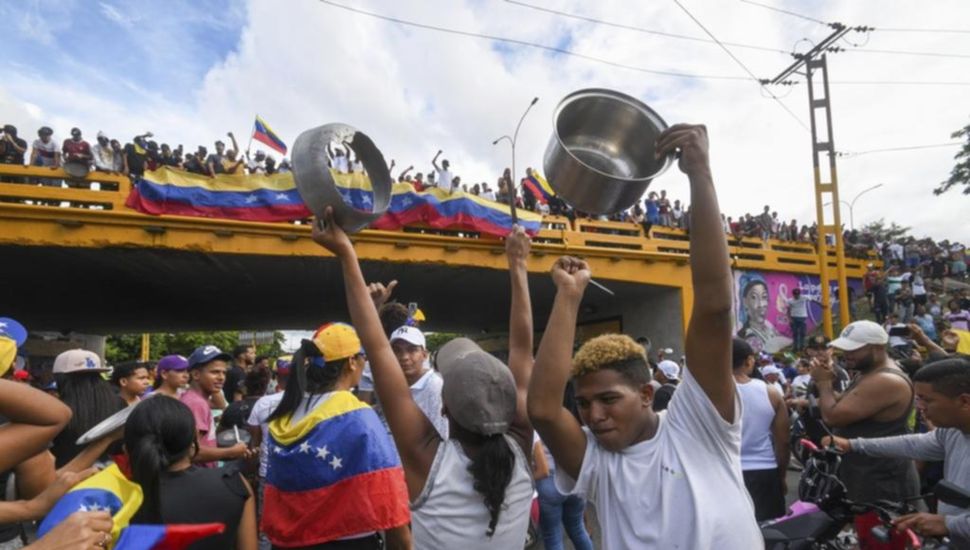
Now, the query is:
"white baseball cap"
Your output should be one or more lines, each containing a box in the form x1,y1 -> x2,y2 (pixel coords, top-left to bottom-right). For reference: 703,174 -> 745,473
657,360 -> 680,381
390,326 -> 426,348
760,365 -> 782,377
829,320 -> 889,351
53,349 -> 110,374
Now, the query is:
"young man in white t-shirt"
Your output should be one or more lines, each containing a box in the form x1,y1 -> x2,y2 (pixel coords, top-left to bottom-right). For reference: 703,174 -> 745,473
431,149 -> 453,193
528,124 -> 761,549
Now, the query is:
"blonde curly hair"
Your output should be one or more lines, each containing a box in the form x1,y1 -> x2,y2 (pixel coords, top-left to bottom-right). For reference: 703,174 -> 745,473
572,334 -> 648,378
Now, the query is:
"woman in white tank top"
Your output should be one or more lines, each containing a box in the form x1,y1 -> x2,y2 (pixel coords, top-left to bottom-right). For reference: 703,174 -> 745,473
312,210 -> 536,549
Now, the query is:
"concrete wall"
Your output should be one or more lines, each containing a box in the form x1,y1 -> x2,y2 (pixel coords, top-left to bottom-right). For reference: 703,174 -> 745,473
582,285 -> 685,360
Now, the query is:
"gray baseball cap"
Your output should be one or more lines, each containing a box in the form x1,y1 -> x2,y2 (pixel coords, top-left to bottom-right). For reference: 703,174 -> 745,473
434,338 -> 516,436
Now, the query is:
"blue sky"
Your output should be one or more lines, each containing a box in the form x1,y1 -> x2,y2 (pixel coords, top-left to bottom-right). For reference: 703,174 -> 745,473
1,0 -> 244,108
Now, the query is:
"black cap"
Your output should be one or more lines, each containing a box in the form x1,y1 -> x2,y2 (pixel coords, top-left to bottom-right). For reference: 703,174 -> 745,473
807,334 -> 830,350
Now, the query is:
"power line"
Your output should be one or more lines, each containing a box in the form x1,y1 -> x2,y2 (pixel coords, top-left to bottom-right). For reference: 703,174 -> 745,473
874,27 -> 970,35
836,46 -> 970,60
827,79 -> 970,86
509,0 -> 970,62
738,0 -> 829,26
837,142 -> 962,158
315,0 -> 749,81
671,0 -> 810,131
504,0 -> 790,55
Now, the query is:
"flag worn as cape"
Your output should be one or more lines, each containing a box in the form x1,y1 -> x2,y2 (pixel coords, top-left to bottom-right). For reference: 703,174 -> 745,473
262,390 -> 409,546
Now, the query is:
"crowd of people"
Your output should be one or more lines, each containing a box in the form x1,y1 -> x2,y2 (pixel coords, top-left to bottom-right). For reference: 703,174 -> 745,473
3,124 -> 970,549
0,124 -> 292,179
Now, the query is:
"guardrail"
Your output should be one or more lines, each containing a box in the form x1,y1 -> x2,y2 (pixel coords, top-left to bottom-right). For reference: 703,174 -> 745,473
0,164 -> 877,275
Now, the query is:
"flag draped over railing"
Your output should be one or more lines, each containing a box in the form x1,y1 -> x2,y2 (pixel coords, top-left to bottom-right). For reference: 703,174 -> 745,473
126,167 -> 542,236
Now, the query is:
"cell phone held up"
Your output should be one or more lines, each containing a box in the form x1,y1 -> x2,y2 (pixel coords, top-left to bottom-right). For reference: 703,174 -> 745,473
888,326 -> 911,338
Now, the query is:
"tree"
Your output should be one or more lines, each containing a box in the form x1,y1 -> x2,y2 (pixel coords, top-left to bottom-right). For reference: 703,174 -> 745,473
859,219 -> 910,242
935,121 -> 970,195
105,331 -> 285,364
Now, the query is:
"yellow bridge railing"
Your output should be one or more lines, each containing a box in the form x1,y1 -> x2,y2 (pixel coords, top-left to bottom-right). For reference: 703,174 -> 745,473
0,164 -> 877,278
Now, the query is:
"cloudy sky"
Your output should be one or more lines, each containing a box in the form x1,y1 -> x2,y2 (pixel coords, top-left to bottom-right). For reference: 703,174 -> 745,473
1,0 -> 967,241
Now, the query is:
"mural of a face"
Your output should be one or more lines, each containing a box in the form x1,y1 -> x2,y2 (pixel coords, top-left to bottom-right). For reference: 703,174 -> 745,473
743,282 -> 769,326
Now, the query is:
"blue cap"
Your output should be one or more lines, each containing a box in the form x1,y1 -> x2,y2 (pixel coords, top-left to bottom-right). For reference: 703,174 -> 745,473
187,345 -> 232,369
0,318 -> 27,347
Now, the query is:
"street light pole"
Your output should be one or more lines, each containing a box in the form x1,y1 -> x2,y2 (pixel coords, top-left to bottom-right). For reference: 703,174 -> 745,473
824,183 -> 883,230
492,97 -> 539,223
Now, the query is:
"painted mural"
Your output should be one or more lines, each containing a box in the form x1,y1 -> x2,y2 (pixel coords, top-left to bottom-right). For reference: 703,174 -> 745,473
733,270 -> 863,354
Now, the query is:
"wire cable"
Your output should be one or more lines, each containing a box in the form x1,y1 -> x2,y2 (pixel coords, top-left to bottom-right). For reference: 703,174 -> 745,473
316,0 -> 750,81
874,27 -> 970,35
738,0 -> 829,26
504,0 -> 790,54
671,0 -> 810,131
509,0 -> 970,63
837,142 -> 962,158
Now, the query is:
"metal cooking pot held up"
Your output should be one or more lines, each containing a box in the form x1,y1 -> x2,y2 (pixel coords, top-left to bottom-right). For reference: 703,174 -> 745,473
543,89 -> 674,215
291,123 -> 392,234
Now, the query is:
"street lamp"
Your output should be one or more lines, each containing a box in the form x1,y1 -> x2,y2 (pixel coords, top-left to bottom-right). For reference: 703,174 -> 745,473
824,183 -> 884,230
492,96 -> 539,222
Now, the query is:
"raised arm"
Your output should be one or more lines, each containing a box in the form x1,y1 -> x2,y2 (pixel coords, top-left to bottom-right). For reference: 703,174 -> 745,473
431,150 -> 442,171
227,132 -> 239,154
505,226 -> 535,445
656,124 -> 735,422
0,380 -> 72,472
398,165 -> 414,180
528,257 -> 591,480
311,207 -> 438,498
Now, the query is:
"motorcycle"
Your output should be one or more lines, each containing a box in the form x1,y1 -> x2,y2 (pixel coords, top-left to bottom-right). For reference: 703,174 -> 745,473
761,439 -> 970,549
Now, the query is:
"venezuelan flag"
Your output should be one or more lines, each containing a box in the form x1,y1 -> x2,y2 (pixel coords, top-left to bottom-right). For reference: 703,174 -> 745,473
335,172 -> 543,236
126,166 -> 311,222
253,115 -> 287,155
115,523 -> 224,550
521,171 -> 555,205
262,391 -> 409,547
126,168 -> 542,236
38,464 -> 143,548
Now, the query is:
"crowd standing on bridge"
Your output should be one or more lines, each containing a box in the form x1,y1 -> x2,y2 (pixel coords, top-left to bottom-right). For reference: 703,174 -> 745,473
3,123 -> 970,549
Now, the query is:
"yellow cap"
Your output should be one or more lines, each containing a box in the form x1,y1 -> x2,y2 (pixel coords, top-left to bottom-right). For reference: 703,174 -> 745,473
311,323 -> 362,363
0,336 -> 16,379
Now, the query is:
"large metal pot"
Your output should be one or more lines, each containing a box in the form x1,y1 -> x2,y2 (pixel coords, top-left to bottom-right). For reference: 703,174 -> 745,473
291,123 -> 392,234
543,89 -> 674,215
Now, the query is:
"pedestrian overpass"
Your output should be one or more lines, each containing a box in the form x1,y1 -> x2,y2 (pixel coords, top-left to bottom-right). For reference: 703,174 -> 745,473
0,165 -> 872,355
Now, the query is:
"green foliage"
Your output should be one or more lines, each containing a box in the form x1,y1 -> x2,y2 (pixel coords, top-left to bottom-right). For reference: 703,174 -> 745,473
859,219 -> 911,242
424,332 -> 462,353
935,121 -> 970,196
105,331 -> 285,364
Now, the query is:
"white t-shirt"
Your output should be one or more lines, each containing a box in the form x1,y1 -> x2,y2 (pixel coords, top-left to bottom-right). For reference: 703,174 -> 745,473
246,391 -> 285,478
481,190 -> 496,201
436,169 -> 453,192
787,296 -> 810,319
555,369 -> 760,549
792,374 -> 812,398
359,364 -> 449,439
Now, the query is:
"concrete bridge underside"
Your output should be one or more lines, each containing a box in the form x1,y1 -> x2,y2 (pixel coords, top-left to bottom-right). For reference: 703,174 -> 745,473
2,245 -> 683,347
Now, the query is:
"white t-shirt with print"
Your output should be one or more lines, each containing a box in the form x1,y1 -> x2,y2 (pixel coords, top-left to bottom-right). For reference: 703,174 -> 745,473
555,369 -> 760,549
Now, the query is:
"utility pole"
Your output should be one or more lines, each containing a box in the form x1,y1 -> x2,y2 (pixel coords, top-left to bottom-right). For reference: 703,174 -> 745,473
767,25 -> 852,338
